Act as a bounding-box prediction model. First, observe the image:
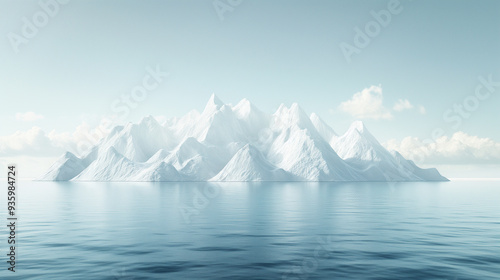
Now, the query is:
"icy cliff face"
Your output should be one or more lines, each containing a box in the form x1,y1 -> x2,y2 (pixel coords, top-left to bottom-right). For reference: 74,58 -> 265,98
39,95 -> 448,182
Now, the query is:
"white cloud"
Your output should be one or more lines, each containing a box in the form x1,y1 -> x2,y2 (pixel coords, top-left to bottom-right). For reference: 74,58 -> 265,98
15,112 -> 44,121
384,132 -> 500,164
393,99 -> 413,111
0,127 -> 64,156
49,117 -> 117,156
0,117 -> 115,157
338,86 -> 393,120
418,105 -> 426,115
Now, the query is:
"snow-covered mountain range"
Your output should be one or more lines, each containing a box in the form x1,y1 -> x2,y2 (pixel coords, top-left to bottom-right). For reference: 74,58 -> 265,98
39,95 -> 447,181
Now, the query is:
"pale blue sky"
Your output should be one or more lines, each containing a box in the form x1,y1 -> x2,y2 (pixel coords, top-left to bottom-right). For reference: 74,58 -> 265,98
1,0 -> 499,169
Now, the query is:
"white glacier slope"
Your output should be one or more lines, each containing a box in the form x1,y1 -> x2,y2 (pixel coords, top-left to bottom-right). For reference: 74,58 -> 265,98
38,152 -> 88,181
331,121 -> 447,181
211,144 -> 295,181
37,95 -> 448,182
310,112 -> 337,144
267,103 -> 362,181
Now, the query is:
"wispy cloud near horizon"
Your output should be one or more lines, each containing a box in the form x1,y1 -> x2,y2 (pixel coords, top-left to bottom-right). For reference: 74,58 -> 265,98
384,132 -> 500,164
16,112 -> 44,122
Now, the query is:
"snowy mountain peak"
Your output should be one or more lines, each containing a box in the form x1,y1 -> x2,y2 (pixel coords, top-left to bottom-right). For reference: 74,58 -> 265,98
139,115 -> 161,128
289,103 -> 305,117
146,148 -> 169,163
203,94 -> 224,115
332,121 -> 385,161
102,146 -> 121,160
342,120 -> 380,146
233,98 -> 253,118
349,120 -> 367,133
240,143 -> 257,156
63,151 -> 78,159
274,102 -> 314,129
37,151 -> 87,181
310,113 -> 338,142
236,97 -> 251,107
211,144 -> 292,181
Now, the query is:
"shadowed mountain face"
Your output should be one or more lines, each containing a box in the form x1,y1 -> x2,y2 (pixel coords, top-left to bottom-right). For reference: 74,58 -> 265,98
39,95 -> 447,182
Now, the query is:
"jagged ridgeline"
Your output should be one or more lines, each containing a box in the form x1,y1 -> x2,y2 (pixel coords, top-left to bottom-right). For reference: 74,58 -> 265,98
39,95 -> 447,182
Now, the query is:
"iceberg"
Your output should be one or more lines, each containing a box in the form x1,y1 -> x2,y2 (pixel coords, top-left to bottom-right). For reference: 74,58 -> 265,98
38,95 -> 448,182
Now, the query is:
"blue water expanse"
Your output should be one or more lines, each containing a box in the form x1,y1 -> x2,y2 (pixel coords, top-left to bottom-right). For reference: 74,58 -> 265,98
1,180 -> 499,279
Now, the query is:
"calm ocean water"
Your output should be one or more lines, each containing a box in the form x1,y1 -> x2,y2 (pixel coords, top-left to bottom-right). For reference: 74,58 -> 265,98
1,180 -> 499,279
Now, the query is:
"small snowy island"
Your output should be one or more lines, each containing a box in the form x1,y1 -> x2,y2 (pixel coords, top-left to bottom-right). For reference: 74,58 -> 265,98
39,95 -> 447,182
